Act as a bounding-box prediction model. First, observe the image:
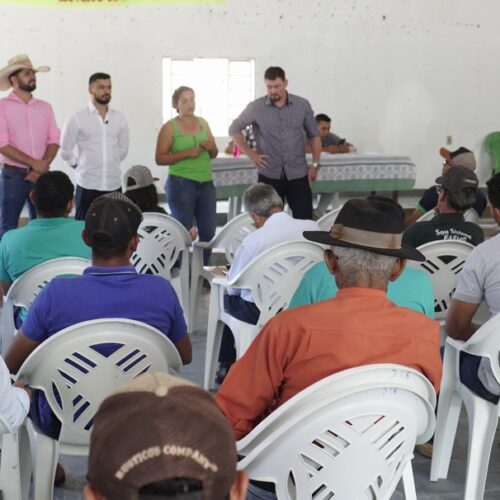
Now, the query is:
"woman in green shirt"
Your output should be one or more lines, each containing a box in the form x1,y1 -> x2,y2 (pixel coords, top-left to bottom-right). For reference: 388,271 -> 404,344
155,86 -> 218,263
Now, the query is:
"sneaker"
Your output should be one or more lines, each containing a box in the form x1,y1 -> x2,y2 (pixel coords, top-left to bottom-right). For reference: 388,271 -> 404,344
415,442 -> 433,458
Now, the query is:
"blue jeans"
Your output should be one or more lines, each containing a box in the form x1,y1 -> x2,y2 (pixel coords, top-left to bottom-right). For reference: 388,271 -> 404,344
166,175 -> 216,264
0,166 -> 36,239
460,352 -> 500,404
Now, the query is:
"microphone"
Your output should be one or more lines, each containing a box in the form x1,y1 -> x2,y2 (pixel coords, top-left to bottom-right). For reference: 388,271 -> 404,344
105,120 -> 109,125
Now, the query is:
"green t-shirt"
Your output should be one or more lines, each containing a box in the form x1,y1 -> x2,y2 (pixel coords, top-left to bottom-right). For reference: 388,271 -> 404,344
0,218 -> 91,283
289,261 -> 435,318
168,117 -> 212,182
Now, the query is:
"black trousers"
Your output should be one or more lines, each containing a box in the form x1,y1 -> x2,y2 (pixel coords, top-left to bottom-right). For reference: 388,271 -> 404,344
75,185 -> 121,220
258,174 -> 313,220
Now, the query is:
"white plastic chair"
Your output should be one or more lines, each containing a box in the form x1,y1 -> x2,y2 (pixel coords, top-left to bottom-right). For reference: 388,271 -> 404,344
15,318 -> 181,500
430,314 -> 500,499
1,257 -> 91,354
408,240 -> 474,322
131,212 -> 192,327
0,416 -> 32,500
237,364 -> 436,500
317,205 -> 343,231
204,240 -> 325,389
189,212 -> 256,331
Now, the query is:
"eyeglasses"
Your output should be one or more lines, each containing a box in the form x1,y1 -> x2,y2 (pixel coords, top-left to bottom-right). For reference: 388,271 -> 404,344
436,185 -> 444,194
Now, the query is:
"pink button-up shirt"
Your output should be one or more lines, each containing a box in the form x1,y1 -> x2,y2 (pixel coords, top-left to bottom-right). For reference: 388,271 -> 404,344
0,92 -> 60,169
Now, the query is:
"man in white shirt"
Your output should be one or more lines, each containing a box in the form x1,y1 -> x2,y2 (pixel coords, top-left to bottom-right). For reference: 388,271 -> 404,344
446,173 -> 500,403
60,72 -> 129,220
0,356 -> 29,431
217,183 -> 319,383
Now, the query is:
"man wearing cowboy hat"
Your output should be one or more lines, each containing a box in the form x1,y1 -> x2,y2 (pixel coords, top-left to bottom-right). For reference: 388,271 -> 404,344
216,197 -> 442,497
0,55 -> 60,238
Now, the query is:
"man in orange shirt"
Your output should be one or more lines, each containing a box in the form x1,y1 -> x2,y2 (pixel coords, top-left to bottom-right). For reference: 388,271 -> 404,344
216,197 -> 442,499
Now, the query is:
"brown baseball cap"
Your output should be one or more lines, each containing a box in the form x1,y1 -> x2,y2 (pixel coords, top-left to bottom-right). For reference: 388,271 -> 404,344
84,192 -> 143,248
87,372 -> 237,500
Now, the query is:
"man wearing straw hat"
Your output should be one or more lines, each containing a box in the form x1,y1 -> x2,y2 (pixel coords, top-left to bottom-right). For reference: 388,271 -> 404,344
0,55 -> 60,238
216,197 -> 442,498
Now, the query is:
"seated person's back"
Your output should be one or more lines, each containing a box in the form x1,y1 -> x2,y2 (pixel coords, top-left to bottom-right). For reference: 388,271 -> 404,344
403,165 -> 484,248
0,171 -> 91,295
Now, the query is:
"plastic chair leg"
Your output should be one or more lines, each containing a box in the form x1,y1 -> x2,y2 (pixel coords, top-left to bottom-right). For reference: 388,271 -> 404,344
0,431 -> 23,500
234,323 -> 258,359
33,432 -> 58,500
203,321 -> 224,391
463,392 -> 499,499
430,389 -> 462,481
401,461 -> 417,500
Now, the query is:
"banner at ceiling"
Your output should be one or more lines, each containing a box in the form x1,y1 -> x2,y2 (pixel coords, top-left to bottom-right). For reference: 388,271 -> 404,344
1,0 -> 223,6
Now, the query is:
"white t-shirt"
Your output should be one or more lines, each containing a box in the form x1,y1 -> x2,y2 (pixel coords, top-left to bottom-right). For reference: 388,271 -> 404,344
0,356 -> 29,431
227,212 -> 319,302
454,233 -> 500,394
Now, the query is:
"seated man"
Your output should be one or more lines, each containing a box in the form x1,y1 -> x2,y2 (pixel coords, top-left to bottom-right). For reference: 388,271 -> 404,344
405,147 -> 487,228
0,355 -> 29,431
85,372 -> 248,500
446,173 -> 500,403
216,198 -> 442,498
403,165 -> 484,248
217,183 -> 318,382
0,171 -> 91,295
305,113 -> 355,218
290,197 -> 435,316
5,193 -> 191,445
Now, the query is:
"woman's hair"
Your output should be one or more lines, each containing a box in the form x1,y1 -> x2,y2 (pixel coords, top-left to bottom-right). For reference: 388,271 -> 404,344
125,184 -> 165,214
172,86 -> 194,112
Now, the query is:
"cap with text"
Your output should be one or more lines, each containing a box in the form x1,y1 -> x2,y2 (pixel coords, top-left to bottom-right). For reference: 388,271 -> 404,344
87,372 -> 237,500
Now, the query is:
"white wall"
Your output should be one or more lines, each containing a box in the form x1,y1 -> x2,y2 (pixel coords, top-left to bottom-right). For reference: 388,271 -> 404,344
1,0 -> 499,188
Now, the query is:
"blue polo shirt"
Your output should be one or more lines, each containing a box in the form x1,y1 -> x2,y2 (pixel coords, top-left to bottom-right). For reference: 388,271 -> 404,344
0,218 -> 91,283
22,265 -> 187,437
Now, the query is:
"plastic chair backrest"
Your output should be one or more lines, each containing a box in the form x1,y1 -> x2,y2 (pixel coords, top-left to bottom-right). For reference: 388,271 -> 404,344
463,208 -> 480,224
206,212 -> 256,263
4,257 -> 91,310
317,206 -> 342,231
484,131 -> 500,173
131,213 -> 191,279
237,364 -> 436,499
0,414 -> 9,434
227,241 -> 325,326
416,210 -> 435,223
408,240 -> 474,320
16,319 -> 181,450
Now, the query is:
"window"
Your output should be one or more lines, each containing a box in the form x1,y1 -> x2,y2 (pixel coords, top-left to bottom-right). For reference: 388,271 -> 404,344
162,58 -> 255,136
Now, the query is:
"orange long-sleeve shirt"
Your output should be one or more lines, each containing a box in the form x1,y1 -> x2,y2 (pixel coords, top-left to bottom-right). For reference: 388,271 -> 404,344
216,287 -> 442,440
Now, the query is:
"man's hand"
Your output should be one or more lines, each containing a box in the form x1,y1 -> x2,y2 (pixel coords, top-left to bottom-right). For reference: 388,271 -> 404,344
249,150 -> 269,169
187,147 -> 203,158
25,169 -> 41,183
30,158 -> 50,174
308,166 -> 318,185
13,379 -> 32,400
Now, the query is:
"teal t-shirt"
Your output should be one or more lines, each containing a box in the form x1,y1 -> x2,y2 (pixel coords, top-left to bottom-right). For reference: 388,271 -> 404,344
0,218 -> 91,283
289,261 -> 435,318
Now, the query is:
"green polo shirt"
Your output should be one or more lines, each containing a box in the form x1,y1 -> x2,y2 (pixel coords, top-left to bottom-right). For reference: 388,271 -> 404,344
0,218 -> 91,283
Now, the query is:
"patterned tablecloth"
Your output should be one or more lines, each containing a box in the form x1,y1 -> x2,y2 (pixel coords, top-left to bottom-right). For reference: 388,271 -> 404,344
212,153 -> 416,198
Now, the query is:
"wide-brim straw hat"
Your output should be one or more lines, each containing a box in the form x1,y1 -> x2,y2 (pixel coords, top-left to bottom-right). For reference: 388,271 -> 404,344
304,198 -> 425,261
0,54 -> 50,91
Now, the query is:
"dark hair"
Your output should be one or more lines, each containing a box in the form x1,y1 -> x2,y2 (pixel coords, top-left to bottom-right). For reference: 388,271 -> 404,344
32,171 -> 74,217
172,86 -> 194,112
443,188 -> 476,211
487,174 -> 500,209
315,113 -> 331,123
90,239 -> 130,260
8,69 -> 23,85
125,185 -> 166,214
264,66 -> 286,81
138,478 -> 204,499
89,72 -> 111,85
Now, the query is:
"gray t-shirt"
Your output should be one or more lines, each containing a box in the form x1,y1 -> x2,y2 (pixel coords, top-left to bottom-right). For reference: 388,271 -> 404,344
454,233 -> 500,394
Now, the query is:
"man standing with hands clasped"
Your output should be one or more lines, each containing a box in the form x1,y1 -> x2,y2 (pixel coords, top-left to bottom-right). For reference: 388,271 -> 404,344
0,54 -> 60,238
61,72 -> 129,220
229,66 -> 321,219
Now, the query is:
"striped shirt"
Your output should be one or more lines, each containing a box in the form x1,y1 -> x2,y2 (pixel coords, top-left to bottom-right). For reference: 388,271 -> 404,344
229,93 -> 319,180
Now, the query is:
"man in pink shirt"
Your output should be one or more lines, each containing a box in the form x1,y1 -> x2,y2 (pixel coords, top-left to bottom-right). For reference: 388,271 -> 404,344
0,55 -> 60,237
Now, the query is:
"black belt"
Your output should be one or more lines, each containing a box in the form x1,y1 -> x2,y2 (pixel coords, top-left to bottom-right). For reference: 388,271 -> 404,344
2,163 -> 29,173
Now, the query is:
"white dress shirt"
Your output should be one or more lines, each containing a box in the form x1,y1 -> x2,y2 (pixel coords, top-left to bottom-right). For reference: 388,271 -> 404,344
0,356 -> 29,432
227,211 -> 320,302
60,102 -> 129,191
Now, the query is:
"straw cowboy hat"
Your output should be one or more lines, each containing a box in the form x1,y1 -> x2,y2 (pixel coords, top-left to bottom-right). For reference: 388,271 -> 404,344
0,54 -> 50,91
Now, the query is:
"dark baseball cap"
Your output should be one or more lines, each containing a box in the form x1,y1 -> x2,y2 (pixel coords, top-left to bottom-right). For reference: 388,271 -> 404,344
87,373 -> 237,500
435,165 -> 478,207
440,147 -> 476,171
84,192 -> 143,248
